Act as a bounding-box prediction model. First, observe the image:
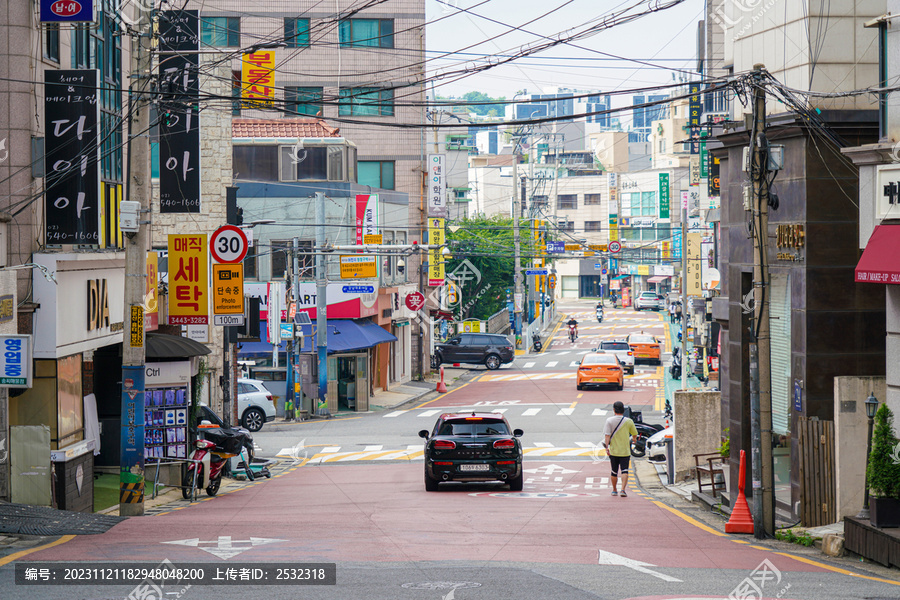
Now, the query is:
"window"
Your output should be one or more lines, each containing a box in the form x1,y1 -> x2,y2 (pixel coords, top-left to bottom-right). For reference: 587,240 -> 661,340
339,88 -> 394,116
640,191 -> 657,216
358,161 -> 395,189
559,220 -> 575,232
452,188 -> 470,201
201,17 -> 240,47
620,192 -> 636,217
658,138 -> 666,154
584,193 -> 602,205
339,19 -> 393,48
284,17 -> 310,47
270,240 -> 291,279
44,24 -> 59,62
244,250 -> 257,280
72,24 -> 90,68
278,145 -> 348,181
584,221 -> 603,232
234,145 -> 278,181
558,194 -> 577,210
285,86 -> 323,116
232,72 -> 242,116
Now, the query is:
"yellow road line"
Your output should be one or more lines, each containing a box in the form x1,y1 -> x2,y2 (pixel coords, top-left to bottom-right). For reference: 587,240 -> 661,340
577,393 -> 583,399
0,534 -> 76,567
773,552 -> 900,586
413,382 -> 470,409
569,401 -> 578,409
650,500 -> 729,537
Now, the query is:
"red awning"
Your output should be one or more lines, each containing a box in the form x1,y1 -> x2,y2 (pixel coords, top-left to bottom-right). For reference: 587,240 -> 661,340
647,275 -> 670,283
856,225 -> 900,284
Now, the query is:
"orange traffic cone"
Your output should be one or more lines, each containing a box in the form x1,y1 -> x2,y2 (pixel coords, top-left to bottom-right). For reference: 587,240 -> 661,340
436,366 -> 448,393
725,449 -> 754,534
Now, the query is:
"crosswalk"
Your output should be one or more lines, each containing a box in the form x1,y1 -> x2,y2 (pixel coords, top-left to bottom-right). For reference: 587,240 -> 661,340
291,442 -> 609,464
474,370 -> 660,386
382,405 -> 612,419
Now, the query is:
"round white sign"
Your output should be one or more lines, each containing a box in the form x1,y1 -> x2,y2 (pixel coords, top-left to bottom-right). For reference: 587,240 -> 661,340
210,225 -> 249,264
608,241 -> 621,254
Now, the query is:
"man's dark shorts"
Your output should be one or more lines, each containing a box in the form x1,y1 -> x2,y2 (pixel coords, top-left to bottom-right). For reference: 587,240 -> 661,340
610,455 -> 630,476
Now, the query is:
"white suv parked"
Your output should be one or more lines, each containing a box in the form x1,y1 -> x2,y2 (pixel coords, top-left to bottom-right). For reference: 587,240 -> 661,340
634,291 -> 663,311
237,378 -> 277,432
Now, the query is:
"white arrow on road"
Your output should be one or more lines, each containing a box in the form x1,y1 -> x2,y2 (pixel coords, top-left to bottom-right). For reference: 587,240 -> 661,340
523,463 -> 578,475
597,549 -> 682,582
162,536 -> 286,560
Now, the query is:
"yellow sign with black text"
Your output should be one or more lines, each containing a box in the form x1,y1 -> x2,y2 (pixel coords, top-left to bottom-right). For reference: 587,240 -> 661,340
212,264 -> 245,314
363,234 -> 383,245
340,255 -> 377,279
428,218 -> 445,286
129,305 -> 144,348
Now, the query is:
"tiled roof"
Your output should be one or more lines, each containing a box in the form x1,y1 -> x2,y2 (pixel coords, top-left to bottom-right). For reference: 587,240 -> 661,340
232,118 -> 341,138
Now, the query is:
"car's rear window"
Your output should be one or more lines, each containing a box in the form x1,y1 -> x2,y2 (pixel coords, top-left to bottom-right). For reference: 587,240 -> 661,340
601,342 -> 630,351
630,335 -> 656,344
490,336 -> 509,345
438,420 -> 510,436
640,292 -> 657,298
582,354 -> 618,366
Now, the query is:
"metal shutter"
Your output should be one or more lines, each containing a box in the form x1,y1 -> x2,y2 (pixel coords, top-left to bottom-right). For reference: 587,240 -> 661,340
769,272 -> 791,435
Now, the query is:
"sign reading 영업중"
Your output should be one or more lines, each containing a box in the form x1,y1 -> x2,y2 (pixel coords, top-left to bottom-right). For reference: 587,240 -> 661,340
340,255 -> 377,279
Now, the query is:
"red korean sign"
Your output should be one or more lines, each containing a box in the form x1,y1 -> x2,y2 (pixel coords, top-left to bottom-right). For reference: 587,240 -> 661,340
405,292 -> 425,312
168,234 -> 208,325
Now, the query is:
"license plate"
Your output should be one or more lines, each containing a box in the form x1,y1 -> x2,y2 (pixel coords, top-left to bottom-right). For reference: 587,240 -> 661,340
637,354 -> 649,358
592,378 -> 608,382
459,464 -> 490,472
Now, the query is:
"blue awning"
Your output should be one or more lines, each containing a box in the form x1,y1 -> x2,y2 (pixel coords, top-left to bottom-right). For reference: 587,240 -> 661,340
238,319 -> 397,357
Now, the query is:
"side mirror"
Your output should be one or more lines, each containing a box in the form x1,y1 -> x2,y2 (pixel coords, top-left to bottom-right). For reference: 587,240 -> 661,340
418,430 -> 429,439
513,428 -> 524,437
450,339 -> 460,345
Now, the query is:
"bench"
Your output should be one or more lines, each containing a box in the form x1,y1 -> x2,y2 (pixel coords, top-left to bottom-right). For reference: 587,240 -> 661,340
694,452 -> 726,495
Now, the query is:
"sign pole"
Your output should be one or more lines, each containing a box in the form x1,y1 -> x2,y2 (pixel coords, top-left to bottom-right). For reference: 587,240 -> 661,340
315,192 -> 331,416
119,0 -> 152,516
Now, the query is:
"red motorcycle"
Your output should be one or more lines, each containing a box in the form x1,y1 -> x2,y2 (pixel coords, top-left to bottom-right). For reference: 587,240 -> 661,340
182,423 -> 254,500
568,323 -> 578,343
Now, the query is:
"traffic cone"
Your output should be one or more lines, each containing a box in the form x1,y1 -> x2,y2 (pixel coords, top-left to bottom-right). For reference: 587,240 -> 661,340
436,366 -> 448,393
725,449 -> 754,534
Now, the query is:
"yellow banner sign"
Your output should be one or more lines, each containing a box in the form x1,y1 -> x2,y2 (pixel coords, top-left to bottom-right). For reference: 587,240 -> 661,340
588,244 -> 607,252
428,218 -> 445,286
241,51 -> 275,105
340,255 -> 377,279
129,305 -> 144,348
363,234 -> 383,245
168,234 -> 208,325
564,243 -> 581,251
686,232 -> 703,297
212,263 -> 245,314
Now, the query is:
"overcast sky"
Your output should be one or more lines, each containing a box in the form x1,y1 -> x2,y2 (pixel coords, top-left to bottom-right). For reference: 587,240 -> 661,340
425,0 -> 703,101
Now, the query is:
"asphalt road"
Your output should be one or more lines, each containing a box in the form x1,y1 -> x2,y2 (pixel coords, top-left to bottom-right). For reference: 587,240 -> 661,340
0,299 -> 897,599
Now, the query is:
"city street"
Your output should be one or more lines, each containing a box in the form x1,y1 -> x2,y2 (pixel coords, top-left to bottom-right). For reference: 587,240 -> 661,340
0,300 -> 897,599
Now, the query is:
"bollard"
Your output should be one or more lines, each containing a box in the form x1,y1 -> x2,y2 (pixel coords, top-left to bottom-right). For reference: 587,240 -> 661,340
664,433 -> 675,485
436,365 -> 447,393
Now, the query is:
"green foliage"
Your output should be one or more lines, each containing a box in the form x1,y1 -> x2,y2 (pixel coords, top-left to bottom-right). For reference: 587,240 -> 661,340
436,91 -> 507,116
866,403 -> 900,499
775,529 -> 816,547
445,215 -> 535,321
719,427 -> 730,458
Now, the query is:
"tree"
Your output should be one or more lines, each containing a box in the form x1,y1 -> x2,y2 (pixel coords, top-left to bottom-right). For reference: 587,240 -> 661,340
866,403 -> 900,499
444,215 -> 534,321
435,92 -> 507,116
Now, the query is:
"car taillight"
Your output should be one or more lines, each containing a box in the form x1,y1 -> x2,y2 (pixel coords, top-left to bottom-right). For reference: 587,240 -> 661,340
609,367 -> 621,372
434,461 -> 453,465
578,367 -> 592,371
627,351 -> 633,356
493,439 -> 515,449
266,394 -> 274,403
496,460 -> 516,465
434,440 -> 456,450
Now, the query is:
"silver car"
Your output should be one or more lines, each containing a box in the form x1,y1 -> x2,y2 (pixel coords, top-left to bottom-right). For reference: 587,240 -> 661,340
237,378 -> 277,432
635,291 -> 663,311
595,340 -> 635,375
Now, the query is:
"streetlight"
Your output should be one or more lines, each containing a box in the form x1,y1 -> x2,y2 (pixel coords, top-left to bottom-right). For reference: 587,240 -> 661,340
857,391 -> 880,519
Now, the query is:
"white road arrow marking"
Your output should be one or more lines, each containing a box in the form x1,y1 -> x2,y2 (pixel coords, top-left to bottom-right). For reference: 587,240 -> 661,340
597,549 -> 682,582
523,463 -> 579,475
162,536 -> 285,560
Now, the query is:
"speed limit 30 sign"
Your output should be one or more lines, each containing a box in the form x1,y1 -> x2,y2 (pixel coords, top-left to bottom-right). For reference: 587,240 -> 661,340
210,225 -> 249,263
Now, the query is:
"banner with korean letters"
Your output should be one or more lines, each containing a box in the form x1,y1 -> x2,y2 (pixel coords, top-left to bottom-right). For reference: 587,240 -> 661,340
168,234 -> 208,325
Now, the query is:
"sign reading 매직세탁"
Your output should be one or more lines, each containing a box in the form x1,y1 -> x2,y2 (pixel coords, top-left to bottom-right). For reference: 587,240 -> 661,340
0,335 -> 32,388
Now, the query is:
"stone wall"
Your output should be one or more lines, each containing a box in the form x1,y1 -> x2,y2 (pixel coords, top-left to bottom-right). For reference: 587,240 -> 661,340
673,389 -> 722,481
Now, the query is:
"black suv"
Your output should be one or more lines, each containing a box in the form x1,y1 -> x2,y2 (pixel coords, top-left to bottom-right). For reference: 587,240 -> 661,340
434,333 -> 514,370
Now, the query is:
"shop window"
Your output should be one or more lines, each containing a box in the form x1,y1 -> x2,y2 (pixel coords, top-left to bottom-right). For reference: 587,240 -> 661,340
57,354 -> 84,448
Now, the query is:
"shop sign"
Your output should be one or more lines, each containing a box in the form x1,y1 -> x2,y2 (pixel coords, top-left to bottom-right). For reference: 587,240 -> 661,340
685,232 -> 703,297
363,234 -> 382,244
775,223 -> 805,262
428,218 -> 445,286
240,51 -> 275,106
44,69 -> 100,244
340,255 -> 377,279
0,335 -> 31,388
168,234 -> 208,325
356,194 -> 379,245
708,156 -> 720,197
690,156 -> 701,185
145,252 -> 158,331
129,305 -> 143,348
689,82 -> 701,127
608,212 -> 618,242
564,244 -> 581,251
0,295 -> 14,324
86,278 -> 110,331
41,0 -> 95,22
427,154 -> 447,218
145,361 -> 190,387
658,172 -> 670,220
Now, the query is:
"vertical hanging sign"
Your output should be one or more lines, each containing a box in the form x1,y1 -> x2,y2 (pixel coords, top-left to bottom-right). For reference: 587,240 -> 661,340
241,51 -> 276,106
168,234 -> 209,325
427,154 -> 447,218
44,69 -> 101,245
355,194 -> 378,246
158,10 -> 201,213
658,172 -> 670,220
428,218 -> 445,286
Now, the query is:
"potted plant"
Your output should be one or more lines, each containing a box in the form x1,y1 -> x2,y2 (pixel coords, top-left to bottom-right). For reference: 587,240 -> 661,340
719,428 -> 730,459
866,404 -> 900,528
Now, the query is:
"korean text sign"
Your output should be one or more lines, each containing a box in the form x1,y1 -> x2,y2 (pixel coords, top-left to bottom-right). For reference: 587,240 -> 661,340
427,154 -> 447,218
241,51 -> 276,106
168,234 -> 208,324
44,69 -> 100,244
0,335 -> 32,388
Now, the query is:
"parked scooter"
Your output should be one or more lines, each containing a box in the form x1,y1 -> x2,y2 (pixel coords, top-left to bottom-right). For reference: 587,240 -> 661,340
532,333 -> 543,352
622,406 -> 665,458
182,422 -> 255,500
669,347 -> 682,379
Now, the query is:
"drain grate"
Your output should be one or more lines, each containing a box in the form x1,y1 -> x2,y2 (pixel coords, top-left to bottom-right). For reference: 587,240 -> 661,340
0,502 -> 125,535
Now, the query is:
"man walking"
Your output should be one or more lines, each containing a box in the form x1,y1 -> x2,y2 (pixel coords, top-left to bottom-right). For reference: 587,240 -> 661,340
603,401 -> 639,497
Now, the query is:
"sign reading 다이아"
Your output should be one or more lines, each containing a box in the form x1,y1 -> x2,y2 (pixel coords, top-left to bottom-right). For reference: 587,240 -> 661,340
168,234 -> 209,325
0,335 -> 32,388
340,255 -> 377,279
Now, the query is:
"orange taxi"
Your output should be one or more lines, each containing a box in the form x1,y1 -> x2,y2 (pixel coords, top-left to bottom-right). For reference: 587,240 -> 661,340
626,333 -> 661,365
576,352 -> 624,391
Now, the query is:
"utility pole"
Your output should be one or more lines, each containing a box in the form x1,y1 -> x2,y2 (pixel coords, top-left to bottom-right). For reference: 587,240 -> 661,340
513,176 -> 525,347
749,64 -> 774,537
680,195 -> 688,392
119,0 -> 152,517
315,192 -> 331,416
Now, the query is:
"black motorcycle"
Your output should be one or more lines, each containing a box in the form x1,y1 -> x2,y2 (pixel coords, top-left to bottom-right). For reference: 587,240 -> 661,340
669,347 -> 682,379
532,333 -> 542,352
623,407 -> 665,458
